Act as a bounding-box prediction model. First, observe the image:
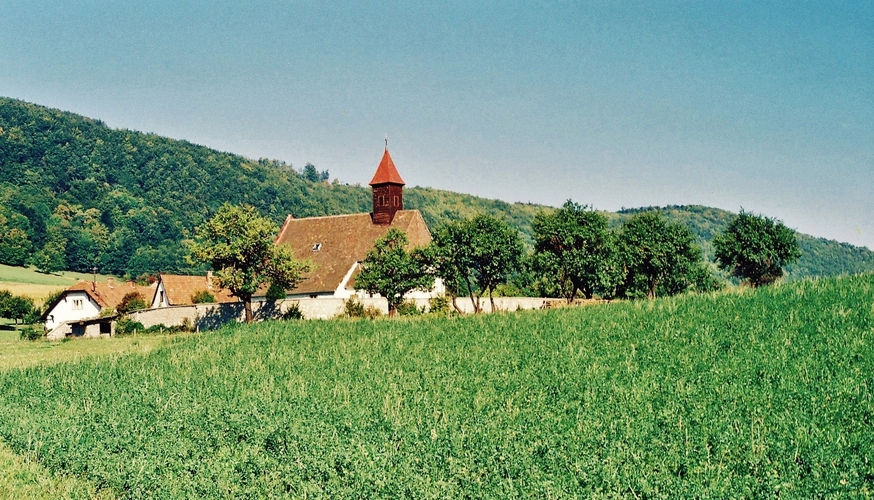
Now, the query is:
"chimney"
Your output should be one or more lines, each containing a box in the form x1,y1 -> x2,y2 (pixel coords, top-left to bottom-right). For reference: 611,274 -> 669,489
206,270 -> 213,290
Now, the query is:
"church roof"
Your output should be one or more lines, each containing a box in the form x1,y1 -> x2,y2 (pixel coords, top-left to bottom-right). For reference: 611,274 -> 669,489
274,210 -> 431,295
368,149 -> 406,186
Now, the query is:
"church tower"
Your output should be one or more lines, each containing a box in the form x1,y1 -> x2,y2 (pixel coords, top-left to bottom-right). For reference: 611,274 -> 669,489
369,144 -> 405,225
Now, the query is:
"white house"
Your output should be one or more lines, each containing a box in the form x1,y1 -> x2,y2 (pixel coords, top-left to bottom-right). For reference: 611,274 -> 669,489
40,279 -> 156,339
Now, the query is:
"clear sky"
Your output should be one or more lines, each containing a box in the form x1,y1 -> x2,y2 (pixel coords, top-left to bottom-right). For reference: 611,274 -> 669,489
2,1 -> 872,249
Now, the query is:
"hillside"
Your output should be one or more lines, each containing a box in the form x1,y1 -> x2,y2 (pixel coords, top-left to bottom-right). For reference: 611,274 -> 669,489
0,274 -> 871,497
1,97 -> 872,280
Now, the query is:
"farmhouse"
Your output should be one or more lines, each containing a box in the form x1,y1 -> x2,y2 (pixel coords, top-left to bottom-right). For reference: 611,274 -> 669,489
41,279 -> 156,339
152,272 -> 237,308
273,146 -> 443,299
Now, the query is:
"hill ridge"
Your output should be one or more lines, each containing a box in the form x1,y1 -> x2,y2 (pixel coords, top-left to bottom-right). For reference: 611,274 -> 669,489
1,96 -> 872,279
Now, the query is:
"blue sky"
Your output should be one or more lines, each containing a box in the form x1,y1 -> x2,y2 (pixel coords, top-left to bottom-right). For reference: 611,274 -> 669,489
2,1 -> 872,249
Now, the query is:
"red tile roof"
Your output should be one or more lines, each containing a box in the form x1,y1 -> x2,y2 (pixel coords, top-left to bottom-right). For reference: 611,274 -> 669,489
368,149 -> 405,186
158,274 -> 238,305
66,280 -> 157,310
273,210 -> 431,295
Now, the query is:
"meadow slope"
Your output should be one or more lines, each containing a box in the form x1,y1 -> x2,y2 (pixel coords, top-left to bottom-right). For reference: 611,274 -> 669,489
0,275 -> 872,498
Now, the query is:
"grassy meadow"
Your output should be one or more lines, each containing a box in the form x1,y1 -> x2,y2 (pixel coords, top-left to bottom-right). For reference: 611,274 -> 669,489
0,264 -> 120,307
0,274 -> 872,498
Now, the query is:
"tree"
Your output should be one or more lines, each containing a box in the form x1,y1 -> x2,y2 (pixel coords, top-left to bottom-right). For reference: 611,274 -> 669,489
430,214 -> 523,313
617,211 -> 703,299
0,291 -> 36,324
714,210 -> 801,287
117,292 -> 148,314
532,201 -> 622,301
187,203 -> 310,323
0,214 -> 32,266
355,229 -> 433,316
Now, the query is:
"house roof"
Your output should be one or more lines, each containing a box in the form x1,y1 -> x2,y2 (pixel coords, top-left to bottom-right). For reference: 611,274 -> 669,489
67,280 -> 157,309
41,280 -> 157,320
273,210 -> 431,295
368,149 -> 405,186
158,274 -> 238,305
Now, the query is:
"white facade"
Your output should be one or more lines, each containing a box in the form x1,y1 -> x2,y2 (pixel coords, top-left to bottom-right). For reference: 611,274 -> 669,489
43,291 -> 102,331
152,281 -> 169,308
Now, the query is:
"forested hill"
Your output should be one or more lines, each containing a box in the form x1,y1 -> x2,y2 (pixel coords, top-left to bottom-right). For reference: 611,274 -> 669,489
1,97 -> 872,280
0,97 -> 541,277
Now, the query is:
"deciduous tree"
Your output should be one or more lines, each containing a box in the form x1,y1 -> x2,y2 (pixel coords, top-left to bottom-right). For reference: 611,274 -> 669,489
532,201 -> 622,301
355,229 -> 433,316
430,214 -> 523,313
617,211 -> 703,299
187,203 -> 310,323
714,210 -> 801,287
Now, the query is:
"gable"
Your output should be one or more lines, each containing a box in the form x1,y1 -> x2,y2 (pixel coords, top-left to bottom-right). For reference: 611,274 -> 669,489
274,210 -> 431,294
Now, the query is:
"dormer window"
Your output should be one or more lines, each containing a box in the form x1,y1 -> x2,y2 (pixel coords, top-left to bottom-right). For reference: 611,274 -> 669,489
312,243 -> 322,251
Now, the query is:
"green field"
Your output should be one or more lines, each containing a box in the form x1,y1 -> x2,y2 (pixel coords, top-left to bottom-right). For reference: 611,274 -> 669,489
0,275 -> 872,498
0,264 -> 122,307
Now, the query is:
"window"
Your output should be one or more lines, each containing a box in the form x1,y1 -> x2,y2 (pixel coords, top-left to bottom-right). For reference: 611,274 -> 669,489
312,243 -> 322,251
393,195 -> 399,207
72,299 -> 83,310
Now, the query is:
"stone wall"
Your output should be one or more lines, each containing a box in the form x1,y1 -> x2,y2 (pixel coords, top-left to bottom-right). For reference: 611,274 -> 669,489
125,296 -> 568,332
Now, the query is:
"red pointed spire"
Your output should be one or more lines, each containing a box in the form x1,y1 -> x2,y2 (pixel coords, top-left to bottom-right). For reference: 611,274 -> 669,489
369,148 -> 405,186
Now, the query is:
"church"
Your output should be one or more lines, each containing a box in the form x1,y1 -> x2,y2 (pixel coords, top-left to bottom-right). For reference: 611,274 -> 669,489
273,146 -> 442,300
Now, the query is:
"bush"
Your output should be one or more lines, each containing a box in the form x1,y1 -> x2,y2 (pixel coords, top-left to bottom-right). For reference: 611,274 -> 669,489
180,317 -> 195,332
115,317 -> 144,335
343,298 -> 382,319
265,283 -> 286,302
117,292 -> 148,314
282,302 -> 303,320
19,325 -> 43,341
396,301 -> 424,316
428,295 -> 451,315
191,290 -> 215,304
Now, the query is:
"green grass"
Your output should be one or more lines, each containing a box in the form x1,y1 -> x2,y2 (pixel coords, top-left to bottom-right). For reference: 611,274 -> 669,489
0,264 -> 117,286
0,275 -> 872,498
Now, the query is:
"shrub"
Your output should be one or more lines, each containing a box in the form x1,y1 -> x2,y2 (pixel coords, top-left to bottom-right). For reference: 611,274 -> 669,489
115,317 -> 144,335
282,302 -> 303,320
428,295 -> 451,315
396,301 -> 423,316
117,292 -> 148,314
342,298 -> 382,319
180,317 -> 195,332
191,290 -> 215,304
265,283 -> 286,302
19,325 -> 43,341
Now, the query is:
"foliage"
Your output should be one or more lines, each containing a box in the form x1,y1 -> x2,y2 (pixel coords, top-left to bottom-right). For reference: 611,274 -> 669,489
342,298 -> 382,319
430,214 -> 523,313
114,317 -> 144,335
187,203 -> 309,323
395,301 -> 424,316
1,98 -> 870,282
264,282 -> 286,302
714,210 -> 802,287
116,292 -> 148,315
427,295 -> 451,315
0,275 -> 870,497
281,302 -> 303,320
0,214 -> 32,266
616,211 -> 705,299
0,290 -> 36,324
355,229 -> 432,316
190,290 -> 215,304
18,325 -> 43,341
532,200 -> 622,301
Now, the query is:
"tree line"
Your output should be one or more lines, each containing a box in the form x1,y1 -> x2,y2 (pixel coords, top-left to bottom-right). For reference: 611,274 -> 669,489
356,202 -> 801,315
